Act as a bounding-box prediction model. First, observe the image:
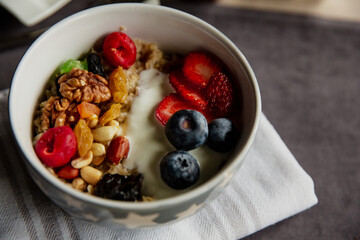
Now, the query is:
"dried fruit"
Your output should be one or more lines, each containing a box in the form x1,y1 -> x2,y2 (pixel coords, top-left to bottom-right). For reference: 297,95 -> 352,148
35,126 -> 77,168
103,32 -> 137,69
57,164 -> 79,179
95,173 -> 143,201
99,103 -> 122,126
107,136 -> 130,164
183,51 -> 222,88
77,102 -> 100,119
59,59 -> 87,74
87,53 -> 105,77
74,119 -> 93,157
109,67 -> 128,103
169,70 -> 207,109
92,155 -> 106,166
206,72 -> 234,117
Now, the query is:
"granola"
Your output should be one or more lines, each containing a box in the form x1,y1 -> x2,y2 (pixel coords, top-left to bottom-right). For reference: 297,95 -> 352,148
32,30 -> 173,202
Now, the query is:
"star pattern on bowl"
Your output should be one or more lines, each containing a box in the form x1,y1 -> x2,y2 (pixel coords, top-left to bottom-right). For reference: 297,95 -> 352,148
175,203 -> 203,219
219,171 -> 234,188
82,212 -> 100,222
113,212 -> 159,228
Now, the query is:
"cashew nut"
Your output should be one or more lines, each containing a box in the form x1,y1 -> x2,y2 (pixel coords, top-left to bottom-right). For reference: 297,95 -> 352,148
71,151 -> 93,169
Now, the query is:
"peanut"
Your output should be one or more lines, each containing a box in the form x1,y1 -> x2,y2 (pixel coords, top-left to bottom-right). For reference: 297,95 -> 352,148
87,114 -> 99,129
91,143 -> 106,157
106,136 -> 130,164
72,177 -> 87,191
92,126 -> 118,142
80,166 -> 102,185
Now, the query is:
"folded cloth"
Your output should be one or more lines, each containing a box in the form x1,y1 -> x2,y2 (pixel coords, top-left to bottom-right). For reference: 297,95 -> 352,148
0,88 -> 317,239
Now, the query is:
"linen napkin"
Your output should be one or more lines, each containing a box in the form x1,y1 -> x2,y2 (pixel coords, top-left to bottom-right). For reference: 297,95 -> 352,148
0,88 -> 317,239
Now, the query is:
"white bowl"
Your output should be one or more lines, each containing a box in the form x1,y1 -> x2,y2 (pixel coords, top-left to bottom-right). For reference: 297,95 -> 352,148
9,3 -> 261,228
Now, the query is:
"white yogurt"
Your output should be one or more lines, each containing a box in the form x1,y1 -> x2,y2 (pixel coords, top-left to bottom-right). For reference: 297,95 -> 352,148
124,69 -> 227,199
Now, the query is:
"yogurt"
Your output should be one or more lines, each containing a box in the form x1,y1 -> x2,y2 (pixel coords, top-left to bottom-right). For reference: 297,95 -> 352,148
124,69 -> 227,199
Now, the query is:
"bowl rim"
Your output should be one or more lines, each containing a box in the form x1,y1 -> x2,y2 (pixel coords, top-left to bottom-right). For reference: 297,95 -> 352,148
9,3 -> 261,210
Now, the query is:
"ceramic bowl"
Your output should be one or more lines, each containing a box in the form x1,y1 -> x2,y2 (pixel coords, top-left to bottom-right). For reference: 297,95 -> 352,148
9,3 -> 261,228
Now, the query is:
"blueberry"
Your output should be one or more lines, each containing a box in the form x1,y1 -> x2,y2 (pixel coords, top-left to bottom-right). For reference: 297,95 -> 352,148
165,109 -> 208,151
206,118 -> 239,153
160,150 -> 200,189
87,53 -> 105,77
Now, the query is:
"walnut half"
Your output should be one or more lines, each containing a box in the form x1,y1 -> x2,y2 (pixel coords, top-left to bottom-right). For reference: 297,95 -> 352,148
40,96 -> 79,132
58,68 -> 111,103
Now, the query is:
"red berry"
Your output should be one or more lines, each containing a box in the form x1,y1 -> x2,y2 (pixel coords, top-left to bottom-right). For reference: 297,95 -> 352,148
169,70 -> 207,109
107,136 -> 130,165
103,32 -> 136,69
183,51 -> 222,89
206,72 -> 234,117
155,93 -> 215,125
155,94 -> 195,125
57,164 -> 79,179
35,126 -> 77,168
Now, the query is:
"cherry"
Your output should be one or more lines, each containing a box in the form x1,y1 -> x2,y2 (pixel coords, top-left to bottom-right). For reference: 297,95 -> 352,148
35,126 -> 77,168
102,32 -> 136,69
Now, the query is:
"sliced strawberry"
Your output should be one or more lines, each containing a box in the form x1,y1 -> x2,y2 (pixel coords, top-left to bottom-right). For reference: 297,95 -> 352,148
155,94 -> 194,125
155,93 -> 216,125
169,70 -> 207,109
183,51 -> 222,88
206,72 -> 234,117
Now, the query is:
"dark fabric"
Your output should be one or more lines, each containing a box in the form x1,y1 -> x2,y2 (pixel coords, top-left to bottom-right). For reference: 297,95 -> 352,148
0,0 -> 359,239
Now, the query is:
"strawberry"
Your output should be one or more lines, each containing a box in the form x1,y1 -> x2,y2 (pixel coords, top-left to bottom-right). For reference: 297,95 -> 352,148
183,51 -> 222,89
206,72 -> 234,117
155,94 -> 195,125
169,70 -> 207,109
155,94 -> 216,125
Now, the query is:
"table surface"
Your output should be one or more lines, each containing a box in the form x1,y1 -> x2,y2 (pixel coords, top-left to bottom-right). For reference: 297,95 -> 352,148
1,1 -> 359,239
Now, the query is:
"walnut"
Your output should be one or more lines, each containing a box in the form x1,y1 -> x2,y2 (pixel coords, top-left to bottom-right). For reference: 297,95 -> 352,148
58,68 -> 111,103
40,96 -> 79,132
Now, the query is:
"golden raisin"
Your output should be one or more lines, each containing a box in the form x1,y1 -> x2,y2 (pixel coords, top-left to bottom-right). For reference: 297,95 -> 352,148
74,119 -> 94,156
92,155 -> 106,166
109,67 -> 127,103
99,103 -> 122,126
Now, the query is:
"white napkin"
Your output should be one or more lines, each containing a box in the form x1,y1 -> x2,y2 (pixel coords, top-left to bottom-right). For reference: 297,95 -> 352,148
0,88 -> 317,239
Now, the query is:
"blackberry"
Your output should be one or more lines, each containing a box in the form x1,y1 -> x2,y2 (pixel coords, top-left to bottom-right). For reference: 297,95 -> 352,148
94,173 -> 143,201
